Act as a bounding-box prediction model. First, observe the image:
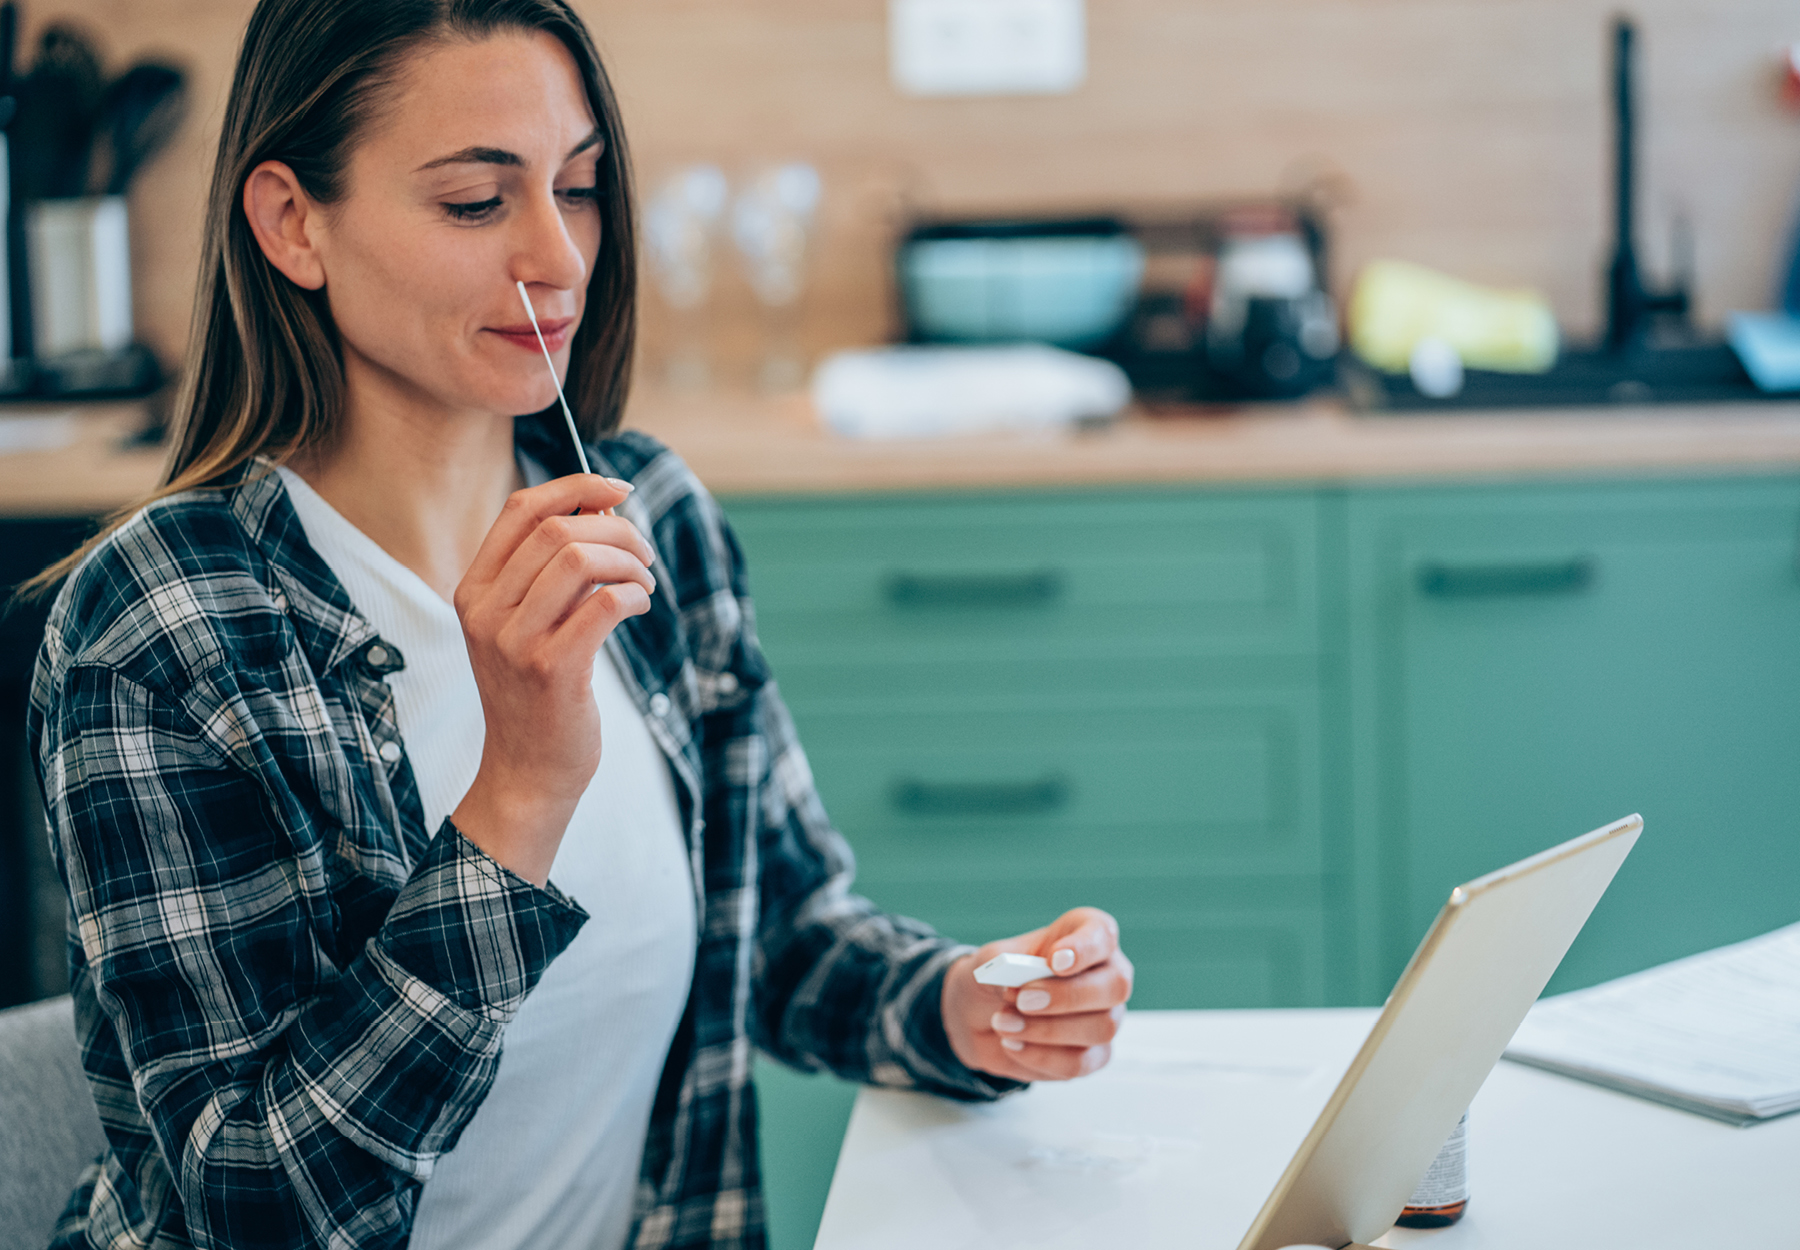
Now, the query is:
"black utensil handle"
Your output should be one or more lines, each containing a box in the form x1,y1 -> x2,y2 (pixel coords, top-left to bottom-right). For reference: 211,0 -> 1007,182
884,569 -> 1064,609
1416,556 -> 1597,598
890,775 -> 1071,817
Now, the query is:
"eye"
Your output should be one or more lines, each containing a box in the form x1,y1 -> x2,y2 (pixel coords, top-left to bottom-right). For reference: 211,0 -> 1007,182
557,185 -> 600,207
444,196 -> 503,222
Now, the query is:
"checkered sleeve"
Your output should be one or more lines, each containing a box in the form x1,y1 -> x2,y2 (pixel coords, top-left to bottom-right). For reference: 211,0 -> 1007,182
47,661 -> 586,1250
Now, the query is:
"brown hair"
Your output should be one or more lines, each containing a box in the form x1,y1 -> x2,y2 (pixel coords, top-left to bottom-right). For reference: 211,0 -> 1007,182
23,0 -> 636,596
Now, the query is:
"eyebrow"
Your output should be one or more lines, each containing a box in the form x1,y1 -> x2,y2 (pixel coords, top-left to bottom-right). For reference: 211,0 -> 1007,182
415,127 -> 605,173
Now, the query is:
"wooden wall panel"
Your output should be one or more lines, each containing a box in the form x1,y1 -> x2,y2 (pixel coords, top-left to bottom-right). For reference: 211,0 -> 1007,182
18,0 -> 1800,379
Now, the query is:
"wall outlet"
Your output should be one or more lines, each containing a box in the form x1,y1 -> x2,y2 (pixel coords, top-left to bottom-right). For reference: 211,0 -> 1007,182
889,0 -> 1086,98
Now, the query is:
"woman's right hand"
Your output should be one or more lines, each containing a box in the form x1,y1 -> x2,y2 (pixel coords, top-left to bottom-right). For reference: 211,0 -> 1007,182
449,474 -> 655,885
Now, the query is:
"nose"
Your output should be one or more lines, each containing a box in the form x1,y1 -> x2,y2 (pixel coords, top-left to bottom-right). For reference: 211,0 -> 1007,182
511,185 -> 592,305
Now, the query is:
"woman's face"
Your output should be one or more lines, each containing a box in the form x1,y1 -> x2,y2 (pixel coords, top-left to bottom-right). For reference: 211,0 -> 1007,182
303,31 -> 603,422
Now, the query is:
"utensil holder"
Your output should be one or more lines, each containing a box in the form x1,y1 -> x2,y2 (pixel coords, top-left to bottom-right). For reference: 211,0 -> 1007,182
26,195 -> 132,360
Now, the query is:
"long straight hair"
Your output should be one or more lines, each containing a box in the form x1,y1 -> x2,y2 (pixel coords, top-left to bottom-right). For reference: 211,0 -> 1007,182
24,0 -> 636,596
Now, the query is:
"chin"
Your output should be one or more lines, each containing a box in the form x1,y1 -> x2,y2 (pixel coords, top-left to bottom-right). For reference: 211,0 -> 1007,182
453,373 -> 558,420
497,369 -> 564,418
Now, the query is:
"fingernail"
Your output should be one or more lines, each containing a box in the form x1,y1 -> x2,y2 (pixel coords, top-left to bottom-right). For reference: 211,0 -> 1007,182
1017,989 -> 1051,1013
1051,948 -> 1075,973
606,477 -> 633,492
1000,1037 -> 1025,1052
990,1011 -> 1025,1034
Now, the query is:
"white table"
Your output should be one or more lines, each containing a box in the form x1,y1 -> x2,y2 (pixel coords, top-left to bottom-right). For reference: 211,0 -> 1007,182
815,1009 -> 1800,1250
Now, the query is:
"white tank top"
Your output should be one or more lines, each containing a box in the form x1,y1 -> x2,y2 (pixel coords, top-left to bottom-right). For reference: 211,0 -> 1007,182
277,464 -> 696,1250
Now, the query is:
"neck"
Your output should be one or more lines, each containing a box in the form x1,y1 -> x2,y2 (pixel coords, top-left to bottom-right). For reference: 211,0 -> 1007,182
286,357 -> 520,602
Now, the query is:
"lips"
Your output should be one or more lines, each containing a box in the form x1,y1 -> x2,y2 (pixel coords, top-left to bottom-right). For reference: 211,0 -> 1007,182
491,316 -> 574,352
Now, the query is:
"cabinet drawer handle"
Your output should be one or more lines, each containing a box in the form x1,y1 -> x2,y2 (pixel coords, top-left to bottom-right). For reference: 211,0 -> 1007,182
884,569 -> 1064,610
890,774 -> 1072,817
1416,557 -> 1597,598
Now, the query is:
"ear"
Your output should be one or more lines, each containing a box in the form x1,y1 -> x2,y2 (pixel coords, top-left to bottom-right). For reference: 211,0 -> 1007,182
243,160 -> 328,291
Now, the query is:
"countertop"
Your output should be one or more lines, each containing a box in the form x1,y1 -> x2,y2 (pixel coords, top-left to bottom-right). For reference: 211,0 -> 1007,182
632,390 -> 1800,497
9,390 -> 1800,518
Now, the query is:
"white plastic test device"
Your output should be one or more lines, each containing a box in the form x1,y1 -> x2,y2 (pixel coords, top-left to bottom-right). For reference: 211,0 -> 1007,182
973,953 -> 1054,988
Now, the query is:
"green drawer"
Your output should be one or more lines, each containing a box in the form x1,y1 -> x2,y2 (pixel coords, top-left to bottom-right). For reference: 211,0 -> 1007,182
801,690 -> 1324,877
723,488 -> 1321,661
855,875 -> 1329,1009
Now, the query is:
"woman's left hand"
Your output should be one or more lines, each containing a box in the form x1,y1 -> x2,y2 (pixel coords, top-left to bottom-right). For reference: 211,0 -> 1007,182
940,907 -> 1133,1083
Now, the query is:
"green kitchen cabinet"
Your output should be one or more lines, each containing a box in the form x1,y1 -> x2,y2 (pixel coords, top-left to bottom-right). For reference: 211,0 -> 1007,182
1343,475 -> 1800,1004
725,486 -> 1339,1015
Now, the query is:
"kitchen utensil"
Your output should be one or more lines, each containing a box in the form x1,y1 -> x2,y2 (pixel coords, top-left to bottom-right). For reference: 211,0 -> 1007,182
88,62 -> 185,197
10,23 -> 103,201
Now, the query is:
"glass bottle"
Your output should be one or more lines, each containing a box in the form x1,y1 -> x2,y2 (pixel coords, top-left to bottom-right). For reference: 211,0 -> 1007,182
1396,1110 -> 1468,1228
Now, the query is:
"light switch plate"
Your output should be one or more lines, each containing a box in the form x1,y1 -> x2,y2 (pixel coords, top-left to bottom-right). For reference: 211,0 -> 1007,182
889,0 -> 1086,98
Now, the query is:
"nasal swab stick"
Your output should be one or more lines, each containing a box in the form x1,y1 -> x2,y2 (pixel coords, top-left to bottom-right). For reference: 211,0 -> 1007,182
516,280 -> 592,476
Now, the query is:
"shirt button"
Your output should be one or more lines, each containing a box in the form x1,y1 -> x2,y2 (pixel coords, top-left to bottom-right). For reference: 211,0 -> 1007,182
366,645 -> 388,667
717,672 -> 739,695
649,692 -> 672,718
378,741 -> 402,765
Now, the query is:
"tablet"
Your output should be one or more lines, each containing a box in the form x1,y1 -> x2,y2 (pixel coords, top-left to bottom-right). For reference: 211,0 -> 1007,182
1238,813 -> 1643,1250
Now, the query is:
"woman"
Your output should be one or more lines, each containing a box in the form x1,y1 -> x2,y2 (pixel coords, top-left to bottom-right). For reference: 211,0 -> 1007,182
26,1 -> 1133,1248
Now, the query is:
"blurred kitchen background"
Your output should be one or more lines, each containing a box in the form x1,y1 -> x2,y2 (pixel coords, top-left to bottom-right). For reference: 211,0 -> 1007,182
5,3 -> 1800,1248
7,0 -> 1800,392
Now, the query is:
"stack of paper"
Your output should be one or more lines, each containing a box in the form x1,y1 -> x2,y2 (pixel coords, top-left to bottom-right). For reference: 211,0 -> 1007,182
1504,921 -> 1800,1126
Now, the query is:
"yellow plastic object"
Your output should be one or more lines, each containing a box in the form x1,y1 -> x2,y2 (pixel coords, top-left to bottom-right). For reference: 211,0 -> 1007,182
1348,259 -> 1559,374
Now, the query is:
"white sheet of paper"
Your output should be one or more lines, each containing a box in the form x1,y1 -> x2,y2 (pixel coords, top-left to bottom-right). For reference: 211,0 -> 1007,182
1505,921 -> 1800,1120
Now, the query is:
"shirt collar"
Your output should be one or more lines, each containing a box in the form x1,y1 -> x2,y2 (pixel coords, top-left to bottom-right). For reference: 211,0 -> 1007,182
229,462 -> 381,678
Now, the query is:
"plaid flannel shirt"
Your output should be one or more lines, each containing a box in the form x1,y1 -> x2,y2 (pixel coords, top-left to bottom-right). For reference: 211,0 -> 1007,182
28,416 -> 1013,1250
